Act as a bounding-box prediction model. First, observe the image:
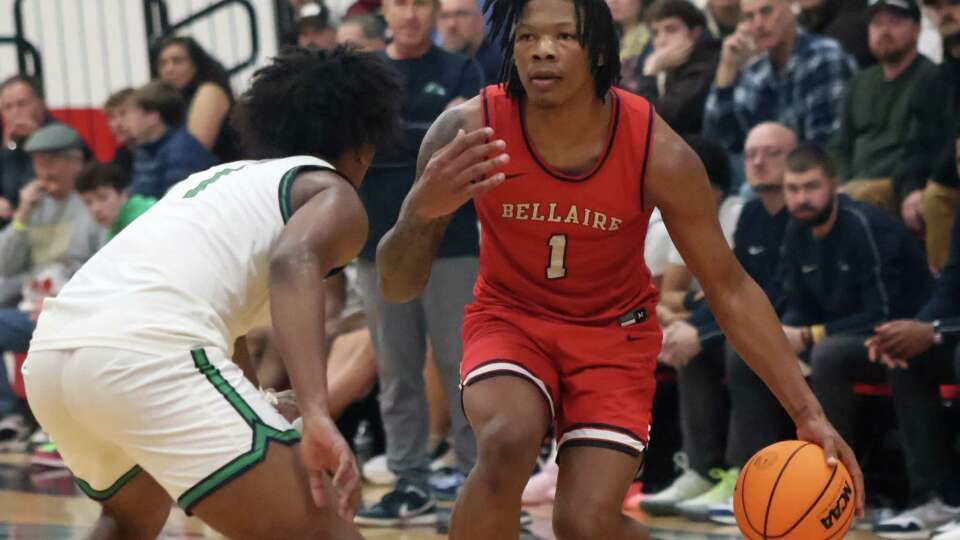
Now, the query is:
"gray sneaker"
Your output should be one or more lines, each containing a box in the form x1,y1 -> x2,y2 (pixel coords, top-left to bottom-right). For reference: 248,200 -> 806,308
675,467 -> 739,522
676,467 -> 740,521
874,498 -> 960,539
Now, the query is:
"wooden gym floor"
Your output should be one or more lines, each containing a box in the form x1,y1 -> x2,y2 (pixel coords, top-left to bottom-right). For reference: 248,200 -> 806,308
0,453 -> 884,539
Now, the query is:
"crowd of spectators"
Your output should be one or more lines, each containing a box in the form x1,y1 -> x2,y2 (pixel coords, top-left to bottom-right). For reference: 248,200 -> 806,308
1,0 -> 960,537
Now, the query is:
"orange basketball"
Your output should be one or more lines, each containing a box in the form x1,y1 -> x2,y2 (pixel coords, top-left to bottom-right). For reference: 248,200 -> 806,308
733,440 -> 856,540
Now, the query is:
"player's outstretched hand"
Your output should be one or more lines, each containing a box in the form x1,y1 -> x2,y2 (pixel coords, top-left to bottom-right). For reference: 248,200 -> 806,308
796,414 -> 865,519
406,127 -> 510,221
300,414 -> 362,520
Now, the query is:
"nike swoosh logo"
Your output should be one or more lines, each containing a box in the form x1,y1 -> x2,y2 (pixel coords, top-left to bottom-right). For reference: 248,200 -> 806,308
397,501 -> 432,519
801,264 -> 818,273
747,246 -> 765,255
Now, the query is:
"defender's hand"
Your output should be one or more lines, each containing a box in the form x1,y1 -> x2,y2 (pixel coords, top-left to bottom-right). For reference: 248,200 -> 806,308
300,414 -> 361,519
404,127 -> 509,222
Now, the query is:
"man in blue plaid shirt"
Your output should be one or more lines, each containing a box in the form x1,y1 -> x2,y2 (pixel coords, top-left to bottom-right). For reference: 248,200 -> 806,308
703,0 -> 857,153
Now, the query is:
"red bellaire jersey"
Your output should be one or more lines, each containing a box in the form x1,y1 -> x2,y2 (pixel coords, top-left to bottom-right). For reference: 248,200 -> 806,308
472,84 -> 658,324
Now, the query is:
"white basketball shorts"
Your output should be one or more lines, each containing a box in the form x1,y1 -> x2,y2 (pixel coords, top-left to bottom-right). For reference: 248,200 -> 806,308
22,346 -> 299,514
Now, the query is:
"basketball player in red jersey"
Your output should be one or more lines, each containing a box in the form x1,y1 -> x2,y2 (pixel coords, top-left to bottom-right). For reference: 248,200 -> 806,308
376,0 -> 865,537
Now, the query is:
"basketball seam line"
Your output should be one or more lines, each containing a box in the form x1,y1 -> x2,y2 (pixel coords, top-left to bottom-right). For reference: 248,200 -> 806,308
762,442 -> 811,539
769,460 -> 840,538
742,454 -> 763,537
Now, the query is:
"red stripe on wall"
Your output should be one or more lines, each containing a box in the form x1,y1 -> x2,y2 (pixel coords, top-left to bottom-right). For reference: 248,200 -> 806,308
49,108 -> 118,163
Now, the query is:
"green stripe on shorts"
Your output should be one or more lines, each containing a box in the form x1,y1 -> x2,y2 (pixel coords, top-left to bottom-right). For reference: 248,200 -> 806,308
76,465 -> 142,501
177,348 -> 301,514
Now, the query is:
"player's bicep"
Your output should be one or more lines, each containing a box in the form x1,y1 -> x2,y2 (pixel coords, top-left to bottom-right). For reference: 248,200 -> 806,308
272,180 -> 368,278
646,116 -> 742,290
414,98 -> 481,182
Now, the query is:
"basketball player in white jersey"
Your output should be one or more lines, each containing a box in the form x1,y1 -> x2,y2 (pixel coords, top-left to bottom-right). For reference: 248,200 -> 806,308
21,48 -> 403,539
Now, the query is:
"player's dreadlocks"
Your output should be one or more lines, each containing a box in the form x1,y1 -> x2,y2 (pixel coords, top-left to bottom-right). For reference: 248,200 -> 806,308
483,0 -> 621,100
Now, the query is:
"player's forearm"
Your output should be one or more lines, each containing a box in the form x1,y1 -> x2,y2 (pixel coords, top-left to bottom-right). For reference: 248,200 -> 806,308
269,254 -> 332,419
707,271 -> 826,425
376,207 -> 450,304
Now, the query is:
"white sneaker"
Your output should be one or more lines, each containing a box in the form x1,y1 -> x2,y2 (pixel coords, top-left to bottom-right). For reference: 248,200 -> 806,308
429,443 -> 455,471
933,519 -> 960,540
640,455 -> 714,517
361,454 -> 397,486
874,498 -> 960,539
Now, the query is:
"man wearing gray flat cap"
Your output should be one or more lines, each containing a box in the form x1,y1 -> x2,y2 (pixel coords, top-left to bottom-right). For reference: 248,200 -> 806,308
0,122 -> 105,448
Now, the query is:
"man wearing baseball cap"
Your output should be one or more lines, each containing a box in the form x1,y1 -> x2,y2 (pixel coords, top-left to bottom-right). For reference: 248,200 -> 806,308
870,0 -> 922,20
828,0 -> 938,235
0,122 -> 105,449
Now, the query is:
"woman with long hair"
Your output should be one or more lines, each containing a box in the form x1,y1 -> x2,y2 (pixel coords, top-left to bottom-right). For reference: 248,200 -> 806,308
606,0 -> 651,93
153,36 -> 238,161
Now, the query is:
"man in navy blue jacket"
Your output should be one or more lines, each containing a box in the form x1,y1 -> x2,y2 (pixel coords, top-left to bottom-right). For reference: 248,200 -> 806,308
778,143 -> 931,428
776,143 -> 946,535
709,143 -> 952,533
124,81 -> 218,199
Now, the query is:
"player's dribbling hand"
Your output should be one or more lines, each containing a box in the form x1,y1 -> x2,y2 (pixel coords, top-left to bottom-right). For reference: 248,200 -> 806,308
405,127 -> 510,222
300,414 -> 362,520
795,414 -> 865,519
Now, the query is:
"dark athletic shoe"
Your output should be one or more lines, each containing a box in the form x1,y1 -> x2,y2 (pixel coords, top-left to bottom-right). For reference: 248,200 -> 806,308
355,479 -> 438,527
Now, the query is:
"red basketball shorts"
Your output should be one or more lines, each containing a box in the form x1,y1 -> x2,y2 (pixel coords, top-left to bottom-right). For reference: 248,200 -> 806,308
460,303 -> 661,458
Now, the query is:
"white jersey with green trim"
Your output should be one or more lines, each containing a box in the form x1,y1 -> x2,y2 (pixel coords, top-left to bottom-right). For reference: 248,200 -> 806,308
30,156 -> 336,356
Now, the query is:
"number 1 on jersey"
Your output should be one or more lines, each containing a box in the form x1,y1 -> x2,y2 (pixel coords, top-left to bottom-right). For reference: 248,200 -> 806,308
546,234 -> 567,279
